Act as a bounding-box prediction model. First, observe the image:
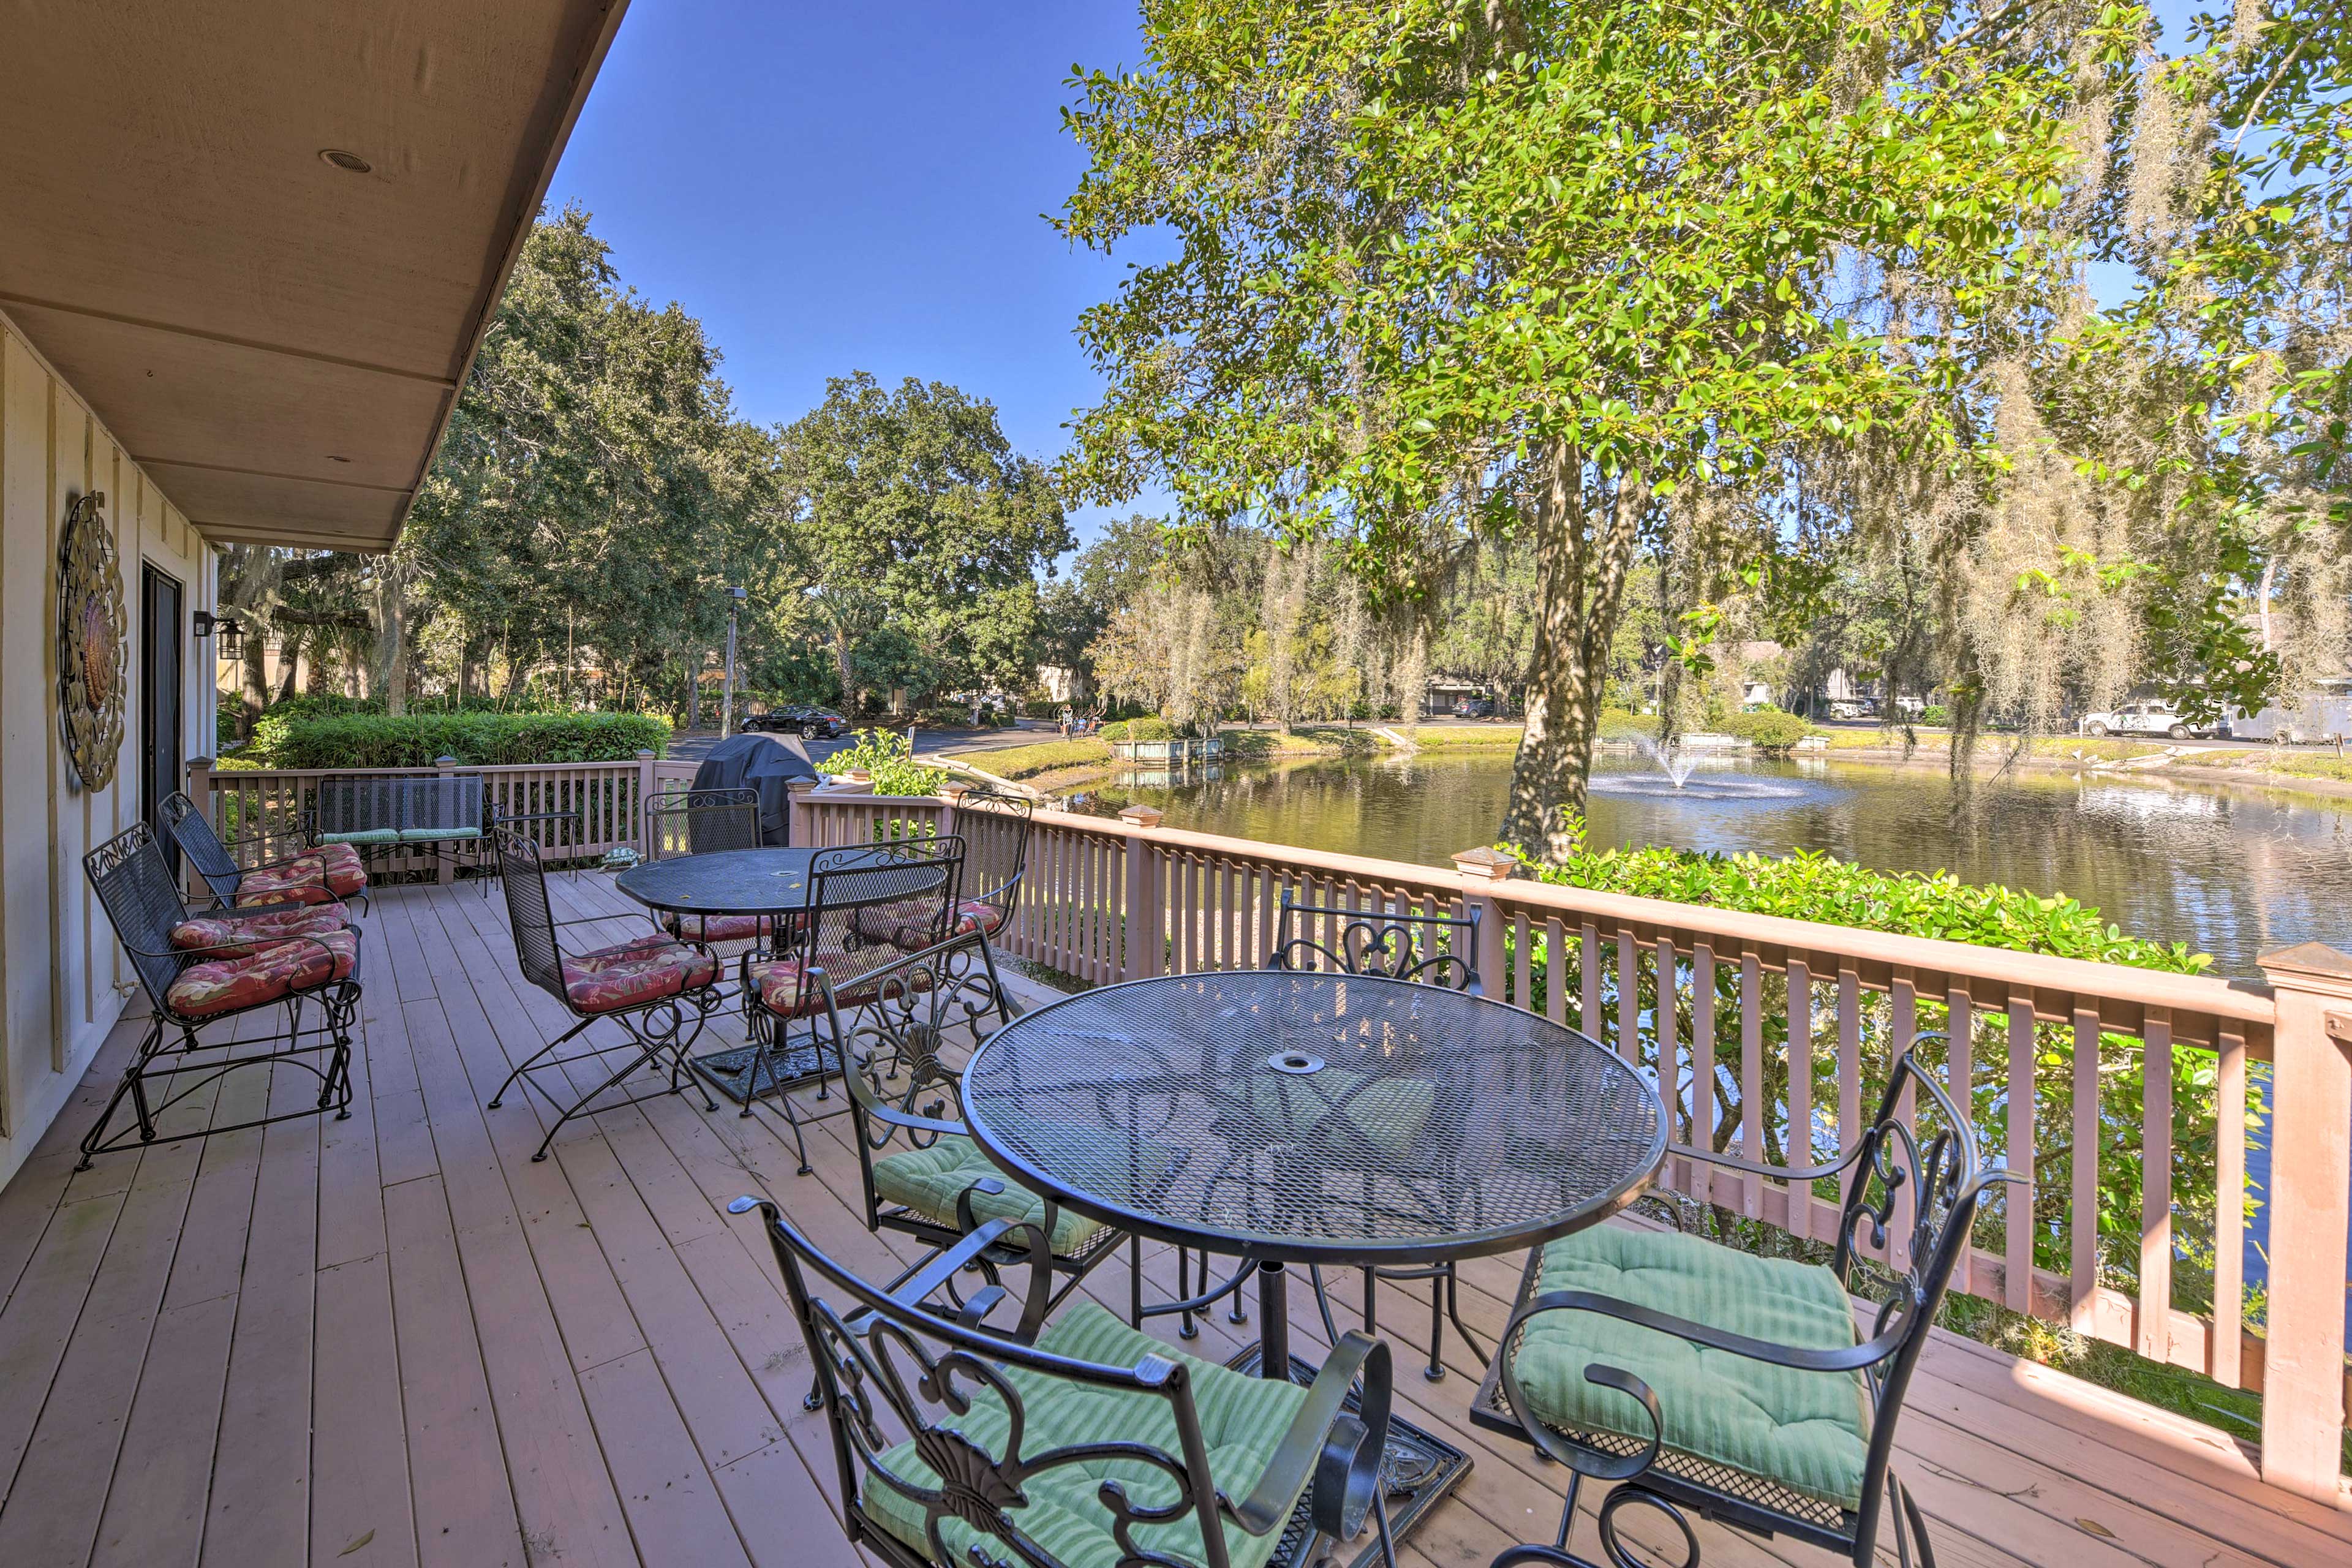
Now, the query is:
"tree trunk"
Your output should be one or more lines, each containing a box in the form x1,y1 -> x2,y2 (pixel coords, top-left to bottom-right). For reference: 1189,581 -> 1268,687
1502,445 -> 1650,859
831,625 -> 857,713
369,563 -> 409,715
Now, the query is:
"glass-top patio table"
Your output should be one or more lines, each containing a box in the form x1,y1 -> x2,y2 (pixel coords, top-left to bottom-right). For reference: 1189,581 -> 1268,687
960,970 -> 1664,1566
961,969 -> 1667,1374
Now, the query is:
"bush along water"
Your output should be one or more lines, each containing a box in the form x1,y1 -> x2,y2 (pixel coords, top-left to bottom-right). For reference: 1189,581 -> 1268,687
1490,824 -> 2264,1439
823,729 -> 949,796
250,710 -> 670,767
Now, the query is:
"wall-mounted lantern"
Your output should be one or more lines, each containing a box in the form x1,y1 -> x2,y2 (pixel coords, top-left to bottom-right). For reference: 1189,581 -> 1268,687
192,609 -> 243,660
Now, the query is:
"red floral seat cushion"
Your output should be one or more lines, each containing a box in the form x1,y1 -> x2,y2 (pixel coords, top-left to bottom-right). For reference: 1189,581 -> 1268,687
235,844 -> 368,907
658,911 -> 796,946
560,935 -> 719,1015
856,897 -> 1006,954
165,928 -> 360,1019
746,953 -> 932,1018
171,901 -> 352,958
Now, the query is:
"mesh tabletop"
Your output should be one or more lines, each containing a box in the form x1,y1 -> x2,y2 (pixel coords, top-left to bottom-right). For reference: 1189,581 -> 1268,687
613,846 -> 935,915
961,971 -> 1666,1266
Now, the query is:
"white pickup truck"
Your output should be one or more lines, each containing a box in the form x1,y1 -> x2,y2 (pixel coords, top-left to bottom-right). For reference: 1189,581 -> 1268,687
2077,699 -> 2215,740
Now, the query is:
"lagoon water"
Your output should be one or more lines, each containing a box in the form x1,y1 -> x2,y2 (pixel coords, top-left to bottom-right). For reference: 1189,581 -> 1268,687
1072,749 -> 2352,976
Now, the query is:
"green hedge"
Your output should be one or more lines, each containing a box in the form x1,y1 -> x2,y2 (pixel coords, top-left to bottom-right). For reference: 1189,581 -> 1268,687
1716,709 -> 1811,753
1102,717 -> 1175,742
255,711 -> 671,768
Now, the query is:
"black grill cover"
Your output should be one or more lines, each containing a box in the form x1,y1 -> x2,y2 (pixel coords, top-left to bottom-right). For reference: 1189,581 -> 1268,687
690,734 -> 818,846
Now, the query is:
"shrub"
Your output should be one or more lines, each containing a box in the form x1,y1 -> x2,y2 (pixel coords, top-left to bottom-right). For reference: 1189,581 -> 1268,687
1717,708 -> 1811,753
256,711 -> 671,768
1102,717 -> 1175,742
1920,703 -> 1950,726
823,729 -> 949,795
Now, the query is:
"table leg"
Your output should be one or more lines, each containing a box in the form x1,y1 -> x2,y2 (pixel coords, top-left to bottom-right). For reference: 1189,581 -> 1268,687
1256,1259 -> 1291,1381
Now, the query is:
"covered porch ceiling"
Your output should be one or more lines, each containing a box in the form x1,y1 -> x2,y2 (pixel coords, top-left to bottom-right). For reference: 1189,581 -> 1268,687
0,1 -> 629,554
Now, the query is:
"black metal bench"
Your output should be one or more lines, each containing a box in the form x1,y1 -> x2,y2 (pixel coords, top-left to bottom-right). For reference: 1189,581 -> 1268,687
308,772 -> 488,884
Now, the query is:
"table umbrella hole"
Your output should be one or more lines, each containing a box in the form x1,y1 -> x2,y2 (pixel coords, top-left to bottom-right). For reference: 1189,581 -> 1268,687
1268,1050 -> 1325,1075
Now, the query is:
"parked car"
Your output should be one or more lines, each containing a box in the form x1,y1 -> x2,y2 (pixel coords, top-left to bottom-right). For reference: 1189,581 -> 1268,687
2077,699 -> 2213,740
1452,696 -> 1499,718
741,704 -> 843,739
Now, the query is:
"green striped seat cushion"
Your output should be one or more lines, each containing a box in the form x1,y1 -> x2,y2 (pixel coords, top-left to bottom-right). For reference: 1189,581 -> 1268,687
873,1134 -> 1117,1256
1509,1226 -> 1872,1509
1224,1066 -> 1435,1157
318,827 -> 402,845
399,824 -> 483,840
861,1302 -> 1310,1568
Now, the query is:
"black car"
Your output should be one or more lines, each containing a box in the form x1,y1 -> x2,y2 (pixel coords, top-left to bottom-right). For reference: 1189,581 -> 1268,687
740,704 -> 844,739
1452,696 -> 1499,718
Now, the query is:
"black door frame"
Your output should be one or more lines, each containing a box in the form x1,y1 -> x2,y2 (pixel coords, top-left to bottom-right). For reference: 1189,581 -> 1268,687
140,562 -> 185,870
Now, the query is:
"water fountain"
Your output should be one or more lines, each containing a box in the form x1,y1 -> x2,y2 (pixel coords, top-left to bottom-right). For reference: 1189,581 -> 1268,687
1634,735 -> 1701,788
1583,733 -> 1822,803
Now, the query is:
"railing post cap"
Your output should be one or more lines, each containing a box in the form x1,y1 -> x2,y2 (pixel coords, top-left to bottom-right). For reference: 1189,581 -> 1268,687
1118,804 -> 1163,829
635,748 -> 655,760
1450,846 -> 1520,881
186,754 -> 216,769
434,755 -> 458,768
2257,942 -> 2352,997
937,780 -> 971,800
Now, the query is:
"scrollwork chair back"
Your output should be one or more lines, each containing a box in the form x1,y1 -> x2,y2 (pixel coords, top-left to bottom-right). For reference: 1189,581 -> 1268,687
1268,889 -> 1481,995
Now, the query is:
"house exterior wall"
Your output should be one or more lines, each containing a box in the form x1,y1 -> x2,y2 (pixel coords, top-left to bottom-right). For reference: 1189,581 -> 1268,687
0,307 -> 216,1189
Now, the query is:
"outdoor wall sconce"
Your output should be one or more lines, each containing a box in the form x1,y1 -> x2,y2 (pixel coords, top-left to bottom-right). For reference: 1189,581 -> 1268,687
193,609 -> 243,658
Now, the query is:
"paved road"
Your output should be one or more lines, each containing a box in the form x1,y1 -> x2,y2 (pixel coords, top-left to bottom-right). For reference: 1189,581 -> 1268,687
666,722 -> 1057,768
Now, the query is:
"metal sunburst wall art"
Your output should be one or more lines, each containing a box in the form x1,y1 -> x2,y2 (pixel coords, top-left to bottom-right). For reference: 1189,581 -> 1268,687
58,490 -> 127,791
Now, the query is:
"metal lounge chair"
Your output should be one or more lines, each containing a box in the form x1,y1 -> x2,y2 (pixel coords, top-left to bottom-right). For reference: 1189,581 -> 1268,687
77,821 -> 360,1169
1472,1039 -> 2012,1568
484,823 -> 724,1161
159,788 -> 371,913
731,1193 -> 1401,1568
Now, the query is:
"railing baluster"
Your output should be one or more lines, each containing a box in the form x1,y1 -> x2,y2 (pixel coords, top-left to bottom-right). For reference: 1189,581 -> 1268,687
2212,1028 -> 2245,1387
1889,972 -> 1918,1272
1787,959 -> 1812,1241
1740,949 -> 1763,1218
1616,927 -> 1638,1067
1947,985 -> 1973,1291
1512,909 -> 1531,1011
2070,1005 -> 2101,1333
1839,967 -> 1863,1221
2005,995 -> 2037,1316
1546,918 -> 1567,1025
1580,919 -> 1602,1036
1656,935 -> 1681,1191
1692,940 -> 1716,1208
2138,1008 -> 2173,1365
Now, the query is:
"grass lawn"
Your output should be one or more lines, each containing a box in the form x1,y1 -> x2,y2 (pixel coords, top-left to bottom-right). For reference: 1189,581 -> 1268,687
941,738 -> 1110,781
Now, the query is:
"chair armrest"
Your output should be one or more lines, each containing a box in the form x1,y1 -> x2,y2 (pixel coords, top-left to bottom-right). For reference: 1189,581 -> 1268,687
881,1218 -> 1055,1343
1227,1333 -> 1393,1540
1672,1141 -> 1863,1186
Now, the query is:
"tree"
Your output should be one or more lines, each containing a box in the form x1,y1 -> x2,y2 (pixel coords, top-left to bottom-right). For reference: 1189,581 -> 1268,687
775,372 -> 1071,711
1057,0 -> 2101,854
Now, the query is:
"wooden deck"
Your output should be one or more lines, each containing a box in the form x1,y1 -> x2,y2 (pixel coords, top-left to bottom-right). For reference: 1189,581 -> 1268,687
1,880 -> 2346,1568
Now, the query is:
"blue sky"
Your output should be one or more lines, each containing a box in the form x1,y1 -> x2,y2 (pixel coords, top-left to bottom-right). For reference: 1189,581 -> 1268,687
545,2 -> 1167,557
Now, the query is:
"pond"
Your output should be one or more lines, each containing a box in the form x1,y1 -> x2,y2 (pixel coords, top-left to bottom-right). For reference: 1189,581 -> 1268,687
1070,748 -> 2352,976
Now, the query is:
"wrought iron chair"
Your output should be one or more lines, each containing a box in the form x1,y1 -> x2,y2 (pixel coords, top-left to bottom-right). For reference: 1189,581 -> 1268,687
77,822 -> 360,1169
821,926 -> 1156,1332
485,823 -> 724,1161
644,786 -> 784,949
159,790 -> 371,914
1267,889 -> 1486,1380
731,1194 -> 1401,1568
1472,1041 -> 2011,1568
932,786 -> 1033,949
734,837 -> 967,1166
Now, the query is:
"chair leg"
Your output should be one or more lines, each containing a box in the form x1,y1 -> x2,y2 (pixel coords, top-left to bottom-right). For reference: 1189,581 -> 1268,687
77,1017 -> 165,1170
1129,1233 -> 1144,1329
1444,1264 -> 1489,1365
1425,1273 -> 1448,1381
1176,1246 -> 1197,1340
487,1016 -> 595,1110
1308,1264 -> 1343,1346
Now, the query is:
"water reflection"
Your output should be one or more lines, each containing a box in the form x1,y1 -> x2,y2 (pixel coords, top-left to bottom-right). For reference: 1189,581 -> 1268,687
1076,751 -> 2352,975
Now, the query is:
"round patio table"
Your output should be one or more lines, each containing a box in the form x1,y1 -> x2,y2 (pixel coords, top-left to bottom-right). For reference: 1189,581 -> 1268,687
613,846 -> 949,1103
960,970 -> 1667,1382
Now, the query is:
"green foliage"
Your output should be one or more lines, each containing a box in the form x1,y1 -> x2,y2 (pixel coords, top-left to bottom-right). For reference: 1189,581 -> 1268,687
1919,703 -> 1950,727
822,729 -> 950,796
1715,709 -> 1811,753
1101,717 -> 1175,742
254,711 -> 670,768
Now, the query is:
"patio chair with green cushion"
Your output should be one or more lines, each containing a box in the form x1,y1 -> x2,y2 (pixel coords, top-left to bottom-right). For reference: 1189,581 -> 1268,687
730,1195 -> 1401,1568
1267,888 -> 1485,1381
823,925 -> 1149,1328
1471,1040 -> 2012,1568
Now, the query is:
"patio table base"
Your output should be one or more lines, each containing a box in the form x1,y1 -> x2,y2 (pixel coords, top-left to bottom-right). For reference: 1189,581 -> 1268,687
688,1037 -> 833,1106
1224,1346 -> 1472,1568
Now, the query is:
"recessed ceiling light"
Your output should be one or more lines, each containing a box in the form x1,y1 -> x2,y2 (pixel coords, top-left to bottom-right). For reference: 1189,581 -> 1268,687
325,454 -> 352,464
318,149 -> 372,174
